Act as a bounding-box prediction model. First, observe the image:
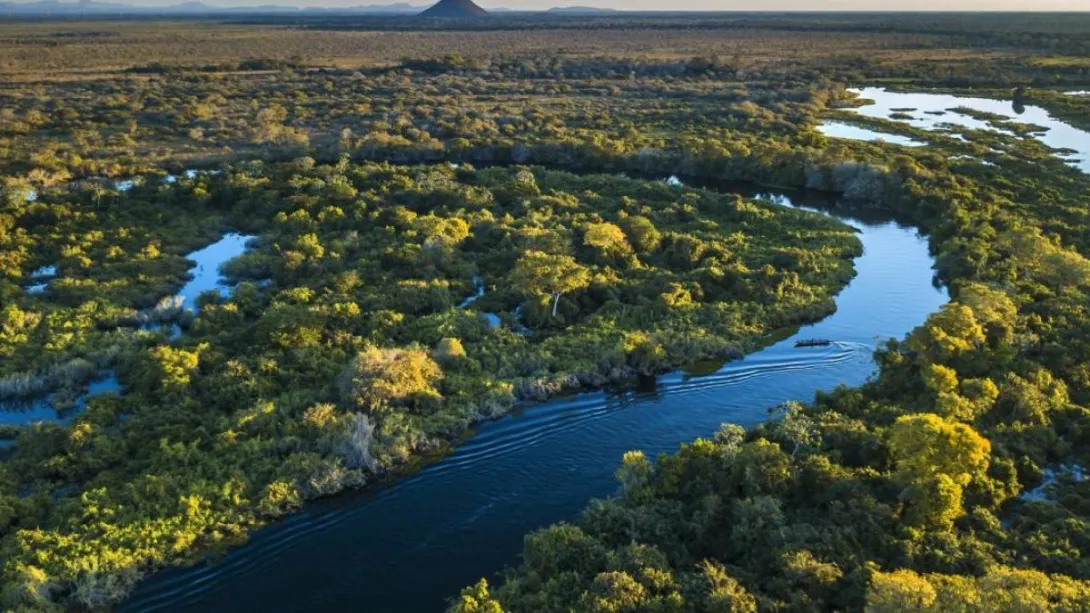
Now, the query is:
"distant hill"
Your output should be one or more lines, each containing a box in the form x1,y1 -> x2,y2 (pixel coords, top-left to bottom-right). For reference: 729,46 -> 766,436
418,0 -> 487,18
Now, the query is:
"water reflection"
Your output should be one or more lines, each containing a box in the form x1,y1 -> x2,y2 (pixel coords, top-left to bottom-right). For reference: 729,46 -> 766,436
177,233 -> 256,311
818,120 -> 926,147
0,373 -> 120,428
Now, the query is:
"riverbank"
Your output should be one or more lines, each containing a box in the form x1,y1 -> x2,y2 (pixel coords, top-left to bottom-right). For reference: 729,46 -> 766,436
446,105 -> 1090,613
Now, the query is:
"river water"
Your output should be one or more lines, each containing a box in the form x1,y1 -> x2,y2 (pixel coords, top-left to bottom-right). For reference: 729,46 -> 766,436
121,184 -> 948,613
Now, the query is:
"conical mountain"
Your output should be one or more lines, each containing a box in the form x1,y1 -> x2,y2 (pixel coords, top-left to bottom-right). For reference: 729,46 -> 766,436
418,0 -> 488,18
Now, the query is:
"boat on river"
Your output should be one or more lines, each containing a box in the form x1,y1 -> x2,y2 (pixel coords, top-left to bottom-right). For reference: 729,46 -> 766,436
795,339 -> 833,348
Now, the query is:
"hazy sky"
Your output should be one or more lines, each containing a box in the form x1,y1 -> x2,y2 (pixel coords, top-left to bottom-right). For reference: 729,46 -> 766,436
475,0 -> 1090,8
301,0 -> 1086,8
20,0 -> 1090,9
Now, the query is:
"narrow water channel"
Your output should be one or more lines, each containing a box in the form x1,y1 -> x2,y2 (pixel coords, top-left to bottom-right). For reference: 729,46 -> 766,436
121,183 -> 948,613
0,234 -> 254,428
175,233 -> 255,312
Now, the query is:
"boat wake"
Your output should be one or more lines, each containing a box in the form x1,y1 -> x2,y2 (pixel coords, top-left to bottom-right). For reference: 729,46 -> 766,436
122,340 -> 874,613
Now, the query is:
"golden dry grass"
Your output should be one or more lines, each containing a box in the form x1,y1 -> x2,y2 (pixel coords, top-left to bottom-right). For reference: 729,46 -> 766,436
0,20 -> 951,78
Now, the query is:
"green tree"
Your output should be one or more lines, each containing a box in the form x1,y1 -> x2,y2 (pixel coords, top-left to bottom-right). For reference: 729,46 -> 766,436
957,283 -> 1017,345
906,304 -> 986,363
584,222 -> 633,261
145,344 -> 204,392
889,414 -> 990,487
995,369 -> 1069,425
889,414 -> 990,530
902,473 -> 965,532
772,401 -> 818,457
523,524 -> 607,577
922,364 -> 998,422
450,579 -> 504,613
697,560 -> 758,613
510,250 -> 591,317
338,345 -> 443,414
866,566 -> 1090,613
622,215 -> 662,254
865,569 -> 938,613
435,337 -> 467,363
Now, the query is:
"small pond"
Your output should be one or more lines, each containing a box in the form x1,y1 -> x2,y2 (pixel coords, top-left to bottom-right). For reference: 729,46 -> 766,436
22,265 -> 56,294
1021,464 -> 1087,503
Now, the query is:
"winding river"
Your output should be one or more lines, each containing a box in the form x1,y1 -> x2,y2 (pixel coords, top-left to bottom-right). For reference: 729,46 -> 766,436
121,183 -> 947,613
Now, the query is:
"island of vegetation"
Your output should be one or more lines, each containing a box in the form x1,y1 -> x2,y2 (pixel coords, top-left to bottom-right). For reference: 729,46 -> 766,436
0,11 -> 1088,613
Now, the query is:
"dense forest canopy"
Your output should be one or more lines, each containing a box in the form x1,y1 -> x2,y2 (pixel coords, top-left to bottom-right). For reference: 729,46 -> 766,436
0,12 -> 1089,613
0,160 -> 859,609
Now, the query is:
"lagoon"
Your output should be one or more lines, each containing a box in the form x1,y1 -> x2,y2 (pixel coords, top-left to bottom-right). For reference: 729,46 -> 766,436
830,87 -> 1090,173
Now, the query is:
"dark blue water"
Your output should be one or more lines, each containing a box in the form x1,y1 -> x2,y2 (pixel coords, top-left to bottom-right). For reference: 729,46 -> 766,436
122,188 -> 946,613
